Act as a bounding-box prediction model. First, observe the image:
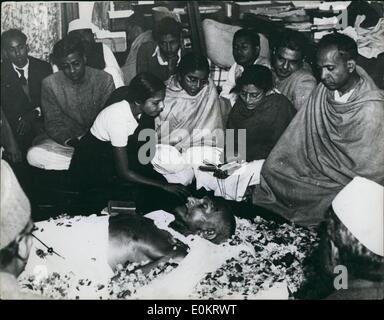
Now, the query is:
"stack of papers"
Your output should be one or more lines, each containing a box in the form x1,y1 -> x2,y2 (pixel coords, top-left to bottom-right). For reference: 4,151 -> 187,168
285,22 -> 313,31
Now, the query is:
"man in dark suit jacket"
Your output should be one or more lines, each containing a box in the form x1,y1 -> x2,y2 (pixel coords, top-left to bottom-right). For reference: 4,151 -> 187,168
1,29 -> 52,163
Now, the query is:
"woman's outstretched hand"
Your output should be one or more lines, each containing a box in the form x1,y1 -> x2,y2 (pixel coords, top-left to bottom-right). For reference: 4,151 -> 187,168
161,183 -> 191,202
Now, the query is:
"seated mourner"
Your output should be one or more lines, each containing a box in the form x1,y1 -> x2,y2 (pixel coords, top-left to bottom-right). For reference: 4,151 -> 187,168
252,33 -> 384,226
0,160 -> 43,299
1,29 -> 52,166
315,177 -> 383,299
136,17 -> 183,82
66,19 -> 124,88
226,65 -> 296,162
155,53 -> 225,153
121,12 -> 153,85
27,35 -> 115,171
220,28 -> 271,106
271,30 -> 317,111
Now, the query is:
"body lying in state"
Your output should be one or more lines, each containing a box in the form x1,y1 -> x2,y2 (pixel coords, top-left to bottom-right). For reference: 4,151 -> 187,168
107,213 -> 187,272
108,196 -> 236,273
23,196 -> 236,280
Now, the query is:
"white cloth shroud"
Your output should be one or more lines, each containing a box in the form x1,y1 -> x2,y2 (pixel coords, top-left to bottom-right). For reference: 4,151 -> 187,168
21,215 -> 112,299
151,144 -> 222,186
139,210 -> 288,299
151,144 -> 264,201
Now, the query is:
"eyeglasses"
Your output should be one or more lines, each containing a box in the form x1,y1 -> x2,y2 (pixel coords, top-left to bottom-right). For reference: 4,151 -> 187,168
32,232 -> 65,260
14,223 -> 36,262
26,224 -> 66,260
239,89 -> 264,100
15,222 -> 35,244
185,75 -> 209,87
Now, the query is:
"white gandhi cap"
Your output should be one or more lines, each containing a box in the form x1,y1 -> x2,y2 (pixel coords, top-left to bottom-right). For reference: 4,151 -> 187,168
332,177 -> 384,257
67,19 -> 99,34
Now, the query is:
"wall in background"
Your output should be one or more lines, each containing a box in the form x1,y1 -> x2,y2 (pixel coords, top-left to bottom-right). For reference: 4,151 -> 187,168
1,2 -> 61,62
79,1 -> 95,22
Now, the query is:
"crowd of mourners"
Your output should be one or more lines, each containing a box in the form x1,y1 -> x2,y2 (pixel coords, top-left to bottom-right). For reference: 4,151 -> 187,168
1,12 -> 383,299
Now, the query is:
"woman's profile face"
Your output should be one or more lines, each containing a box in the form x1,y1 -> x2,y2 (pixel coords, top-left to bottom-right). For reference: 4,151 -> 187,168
238,84 -> 265,110
141,89 -> 166,117
179,69 -> 209,96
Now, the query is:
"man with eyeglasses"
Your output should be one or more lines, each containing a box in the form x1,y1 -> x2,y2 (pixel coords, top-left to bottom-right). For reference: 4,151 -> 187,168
0,160 -> 43,299
1,29 -> 52,169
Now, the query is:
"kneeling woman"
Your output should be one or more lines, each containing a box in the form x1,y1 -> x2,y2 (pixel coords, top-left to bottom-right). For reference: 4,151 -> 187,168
69,73 -> 190,212
226,65 -> 296,162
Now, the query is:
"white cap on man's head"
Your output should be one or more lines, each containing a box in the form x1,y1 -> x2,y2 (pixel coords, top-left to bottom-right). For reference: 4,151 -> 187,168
332,177 -> 384,257
0,160 -> 31,249
67,19 -> 99,34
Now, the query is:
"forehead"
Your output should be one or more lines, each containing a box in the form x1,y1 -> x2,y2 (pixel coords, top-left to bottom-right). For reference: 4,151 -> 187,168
317,46 -> 343,65
241,84 -> 261,93
60,52 -> 83,64
75,28 -> 93,35
191,208 -> 222,225
4,36 -> 26,48
158,33 -> 179,42
184,69 -> 208,79
148,89 -> 165,100
276,47 -> 302,61
234,35 -> 252,45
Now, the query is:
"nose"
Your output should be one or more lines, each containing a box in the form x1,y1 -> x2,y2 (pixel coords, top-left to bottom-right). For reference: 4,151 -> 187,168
320,68 -> 328,80
282,60 -> 289,70
201,196 -> 211,204
245,94 -> 253,104
69,65 -> 76,74
187,197 -> 197,206
189,81 -> 200,91
15,47 -> 22,57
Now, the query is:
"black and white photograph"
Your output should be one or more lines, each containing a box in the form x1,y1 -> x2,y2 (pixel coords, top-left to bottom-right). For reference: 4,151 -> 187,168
0,0 -> 383,305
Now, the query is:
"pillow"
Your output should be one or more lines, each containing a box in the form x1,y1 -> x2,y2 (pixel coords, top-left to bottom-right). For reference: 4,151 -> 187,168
151,144 -> 194,185
202,19 -> 270,69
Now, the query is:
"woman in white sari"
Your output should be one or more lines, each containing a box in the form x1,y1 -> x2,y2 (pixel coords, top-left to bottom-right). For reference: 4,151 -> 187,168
155,53 -> 225,153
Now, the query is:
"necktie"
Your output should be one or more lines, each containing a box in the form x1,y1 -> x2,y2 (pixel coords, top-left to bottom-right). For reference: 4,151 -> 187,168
16,68 -> 27,85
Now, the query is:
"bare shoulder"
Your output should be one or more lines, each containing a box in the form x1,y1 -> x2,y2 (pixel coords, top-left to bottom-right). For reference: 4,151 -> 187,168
109,214 -> 187,259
